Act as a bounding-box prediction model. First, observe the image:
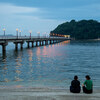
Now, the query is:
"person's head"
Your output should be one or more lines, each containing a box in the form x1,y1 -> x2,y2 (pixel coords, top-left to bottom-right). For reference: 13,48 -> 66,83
85,75 -> 91,80
74,75 -> 78,80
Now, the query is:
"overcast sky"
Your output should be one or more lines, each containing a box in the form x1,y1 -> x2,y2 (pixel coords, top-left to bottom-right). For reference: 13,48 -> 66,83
0,0 -> 100,36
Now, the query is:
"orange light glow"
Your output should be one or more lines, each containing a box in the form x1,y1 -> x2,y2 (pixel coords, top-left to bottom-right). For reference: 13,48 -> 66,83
28,49 -> 33,62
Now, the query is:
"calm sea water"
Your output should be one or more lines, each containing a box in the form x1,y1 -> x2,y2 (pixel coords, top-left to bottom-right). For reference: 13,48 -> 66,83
0,40 -> 100,89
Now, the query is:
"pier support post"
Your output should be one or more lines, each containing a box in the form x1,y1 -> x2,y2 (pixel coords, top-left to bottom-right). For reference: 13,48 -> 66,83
0,42 -> 8,57
32,42 -> 34,47
20,43 -> 23,50
36,41 -> 38,46
50,40 -> 52,44
2,45 -> 6,55
15,43 -> 18,51
28,42 -> 30,48
2,43 -> 7,56
42,41 -> 44,46
40,41 -> 42,46
46,40 -> 48,45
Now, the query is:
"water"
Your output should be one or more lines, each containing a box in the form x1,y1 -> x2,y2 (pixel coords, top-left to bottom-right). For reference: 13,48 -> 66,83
0,40 -> 100,89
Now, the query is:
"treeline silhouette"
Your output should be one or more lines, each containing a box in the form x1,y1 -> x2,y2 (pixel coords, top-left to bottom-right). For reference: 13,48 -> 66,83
50,20 -> 100,39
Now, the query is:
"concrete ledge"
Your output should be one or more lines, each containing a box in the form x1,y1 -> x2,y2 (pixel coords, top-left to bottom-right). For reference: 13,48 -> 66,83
0,88 -> 99,100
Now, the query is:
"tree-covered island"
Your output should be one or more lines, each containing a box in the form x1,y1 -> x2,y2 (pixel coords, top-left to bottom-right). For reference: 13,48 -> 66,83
50,20 -> 100,40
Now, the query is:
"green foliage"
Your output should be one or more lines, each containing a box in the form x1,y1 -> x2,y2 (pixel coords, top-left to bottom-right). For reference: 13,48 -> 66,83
50,20 -> 100,39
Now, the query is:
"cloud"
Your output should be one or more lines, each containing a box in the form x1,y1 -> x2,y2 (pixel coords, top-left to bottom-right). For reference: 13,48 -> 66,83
39,3 -> 100,21
0,3 -> 63,36
0,3 -> 39,15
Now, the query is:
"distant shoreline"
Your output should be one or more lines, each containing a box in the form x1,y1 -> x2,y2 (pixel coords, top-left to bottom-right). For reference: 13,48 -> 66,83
71,38 -> 100,41
93,38 -> 100,40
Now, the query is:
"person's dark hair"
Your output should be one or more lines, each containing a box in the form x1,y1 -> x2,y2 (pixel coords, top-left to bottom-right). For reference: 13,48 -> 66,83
74,75 -> 78,80
85,75 -> 91,80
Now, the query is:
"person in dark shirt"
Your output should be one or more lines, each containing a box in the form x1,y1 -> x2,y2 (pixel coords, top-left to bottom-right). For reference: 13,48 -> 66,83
70,76 -> 81,93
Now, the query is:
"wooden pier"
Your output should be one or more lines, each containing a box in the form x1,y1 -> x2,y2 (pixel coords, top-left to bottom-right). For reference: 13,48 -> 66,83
0,36 -> 70,56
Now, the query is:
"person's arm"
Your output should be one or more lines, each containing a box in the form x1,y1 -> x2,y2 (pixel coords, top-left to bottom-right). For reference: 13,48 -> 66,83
84,80 -> 86,85
82,80 -> 86,87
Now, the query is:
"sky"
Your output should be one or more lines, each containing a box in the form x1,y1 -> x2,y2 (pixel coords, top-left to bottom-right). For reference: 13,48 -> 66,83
0,0 -> 100,36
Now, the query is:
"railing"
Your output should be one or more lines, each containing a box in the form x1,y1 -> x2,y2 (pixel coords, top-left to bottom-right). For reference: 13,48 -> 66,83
0,36 -> 69,40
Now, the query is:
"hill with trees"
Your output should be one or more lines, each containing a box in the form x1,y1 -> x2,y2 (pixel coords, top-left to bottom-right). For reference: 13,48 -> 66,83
50,20 -> 100,39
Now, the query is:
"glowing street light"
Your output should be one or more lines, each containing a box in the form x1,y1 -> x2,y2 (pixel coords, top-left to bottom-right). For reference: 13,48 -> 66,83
29,30 -> 32,39
16,28 -> 18,39
3,28 -> 6,36
19,30 -> 21,36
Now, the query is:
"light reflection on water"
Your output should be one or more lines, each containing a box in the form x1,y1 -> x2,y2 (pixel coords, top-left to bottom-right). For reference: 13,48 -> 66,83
0,40 -> 100,89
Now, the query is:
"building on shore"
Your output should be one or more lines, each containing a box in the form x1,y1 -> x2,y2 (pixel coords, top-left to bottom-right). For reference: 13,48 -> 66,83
50,33 -> 70,38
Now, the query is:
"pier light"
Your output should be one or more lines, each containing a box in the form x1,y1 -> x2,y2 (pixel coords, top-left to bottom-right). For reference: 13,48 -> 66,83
3,28 -> 6,36
29,30 -> 32,39
19,30 -> 21,36
29,30 -> 32,33
16,28 -> 18,32
45,32 -> 47,38
16,28 -> 18,39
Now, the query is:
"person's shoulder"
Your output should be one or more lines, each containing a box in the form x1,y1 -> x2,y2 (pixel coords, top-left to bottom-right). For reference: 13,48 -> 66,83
77,80 -> 80,83
71,80 -> 74,83
72,80 -> 75,82
71,80 -> 77,83
74,80 -> 80,83
87,80 -> 93,83
85,80 -> 87,82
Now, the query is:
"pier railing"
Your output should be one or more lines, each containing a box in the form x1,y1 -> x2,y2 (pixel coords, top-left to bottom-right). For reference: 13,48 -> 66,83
0,36 -> 68,40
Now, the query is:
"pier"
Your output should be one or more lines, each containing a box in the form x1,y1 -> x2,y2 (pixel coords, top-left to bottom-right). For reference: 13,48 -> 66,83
0,36 -> 70,56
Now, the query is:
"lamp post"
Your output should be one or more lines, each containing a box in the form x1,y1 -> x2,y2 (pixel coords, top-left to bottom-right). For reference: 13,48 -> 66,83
19,30 -> 21,37
44,32 -> 47,38
3,28 -> 6,36
46,32 -> 49,38
43,33 -> 45,38
37,32 -> 40,38
29,30 -> 32,39
16,28 -> 18,39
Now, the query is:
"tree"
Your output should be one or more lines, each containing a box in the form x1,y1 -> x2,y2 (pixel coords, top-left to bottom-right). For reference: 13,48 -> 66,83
50,20 -> 100,39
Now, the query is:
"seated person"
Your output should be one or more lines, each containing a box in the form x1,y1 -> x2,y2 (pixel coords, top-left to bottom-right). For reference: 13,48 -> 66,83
70,76 -> 81,93
82,75 -> 93,94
